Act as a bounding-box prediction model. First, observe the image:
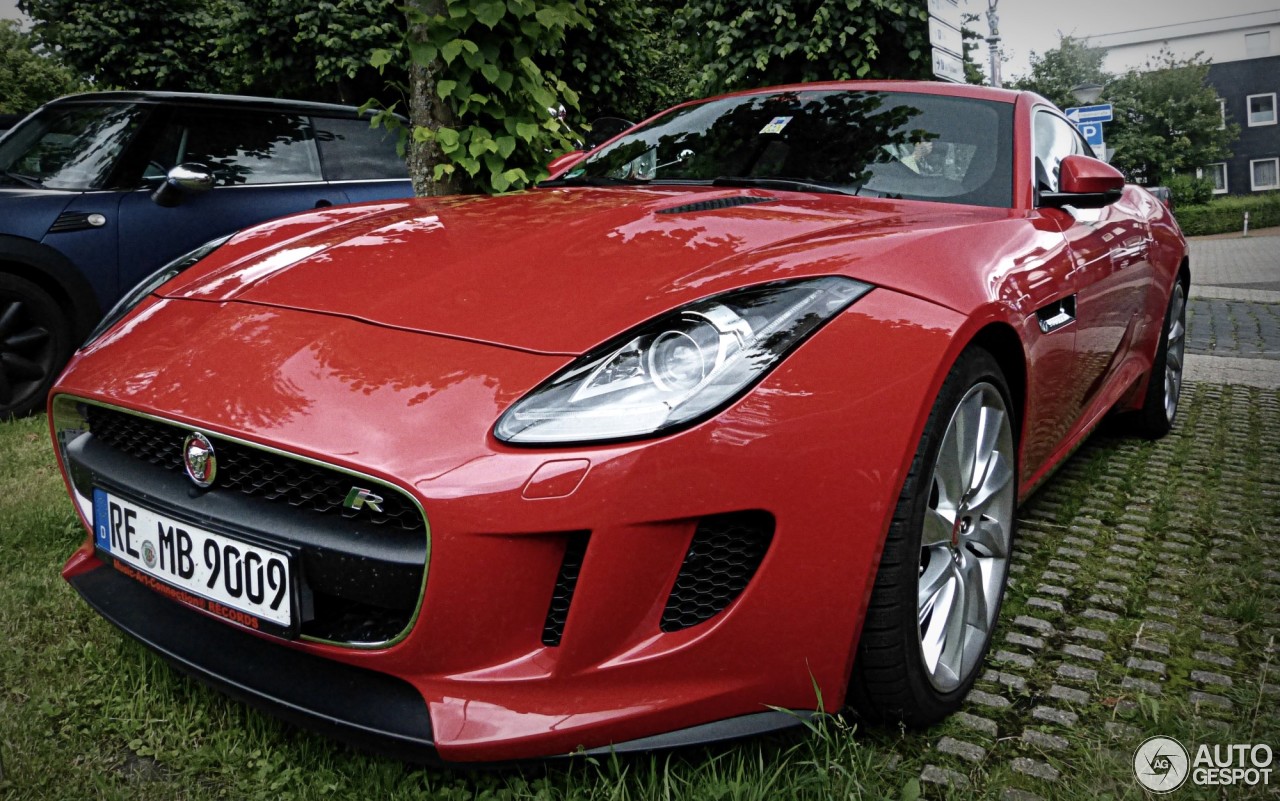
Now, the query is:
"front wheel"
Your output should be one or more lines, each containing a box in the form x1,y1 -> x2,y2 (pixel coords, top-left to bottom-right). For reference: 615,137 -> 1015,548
0,274 -> 73,419
1127,280 -> 1186,439
849,347 -> 1016,725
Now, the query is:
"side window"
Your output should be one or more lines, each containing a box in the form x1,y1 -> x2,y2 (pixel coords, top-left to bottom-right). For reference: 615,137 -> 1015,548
313,117 -> 407,181
1032,110 -> 1088,195
145,110 -> 322,186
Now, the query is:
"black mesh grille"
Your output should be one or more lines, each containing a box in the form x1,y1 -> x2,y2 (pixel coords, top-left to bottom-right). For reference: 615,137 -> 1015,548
542,532 -> 590,646
83,404 -> 424,533
656,196 -> 776,214
660,511 -> 773,632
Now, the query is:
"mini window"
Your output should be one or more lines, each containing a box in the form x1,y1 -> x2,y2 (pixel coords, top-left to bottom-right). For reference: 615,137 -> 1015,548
1218,98 -> 1226,130
1245,31 -> 1271,58
1247,93 -> 1276,127
1251,158 -> 1279,192
1198,163 -> 1228,194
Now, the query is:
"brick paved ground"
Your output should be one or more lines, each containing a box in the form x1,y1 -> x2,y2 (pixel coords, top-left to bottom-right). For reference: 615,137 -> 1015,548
1184,233 -> 1280,389
916,383 -> 1280,799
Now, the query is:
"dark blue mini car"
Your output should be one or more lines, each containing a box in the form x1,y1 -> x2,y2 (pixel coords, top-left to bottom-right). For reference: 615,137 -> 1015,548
0,91 -> 412,417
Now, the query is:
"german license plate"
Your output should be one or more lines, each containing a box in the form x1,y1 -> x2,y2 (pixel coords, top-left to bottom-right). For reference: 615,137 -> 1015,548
93,488 -> 296,637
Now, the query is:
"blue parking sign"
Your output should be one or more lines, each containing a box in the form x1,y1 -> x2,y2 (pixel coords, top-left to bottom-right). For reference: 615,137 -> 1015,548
1079,122 -> 1104,148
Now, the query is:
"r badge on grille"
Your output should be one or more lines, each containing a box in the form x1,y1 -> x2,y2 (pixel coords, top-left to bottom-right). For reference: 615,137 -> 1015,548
182,432 -> 217,488
343,486 -> 384,514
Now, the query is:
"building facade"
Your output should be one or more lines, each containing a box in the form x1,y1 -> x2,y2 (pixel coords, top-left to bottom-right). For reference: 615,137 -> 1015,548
1089,10 -> 1279,196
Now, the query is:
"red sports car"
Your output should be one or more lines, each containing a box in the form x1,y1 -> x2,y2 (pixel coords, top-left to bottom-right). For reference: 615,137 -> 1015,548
48,81 -> 1187,762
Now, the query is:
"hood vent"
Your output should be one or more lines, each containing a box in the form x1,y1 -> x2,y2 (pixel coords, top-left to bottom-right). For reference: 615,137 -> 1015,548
656,195 -> 777,215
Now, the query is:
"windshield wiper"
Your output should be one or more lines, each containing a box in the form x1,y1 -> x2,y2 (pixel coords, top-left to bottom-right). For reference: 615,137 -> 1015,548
711,176 -> 870,197
0,169 -> 44,189
539,175 -> 651,188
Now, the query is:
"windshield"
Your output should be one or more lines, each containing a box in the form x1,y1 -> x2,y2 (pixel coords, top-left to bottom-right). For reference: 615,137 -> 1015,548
0,102 -> 148,190
558,90 -> 1014,207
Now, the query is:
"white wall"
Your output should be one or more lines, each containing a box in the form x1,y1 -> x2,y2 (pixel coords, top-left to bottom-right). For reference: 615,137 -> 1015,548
1089,11 -> 1280,72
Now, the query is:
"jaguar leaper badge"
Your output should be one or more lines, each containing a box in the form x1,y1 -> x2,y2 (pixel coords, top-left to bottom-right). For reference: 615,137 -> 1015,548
183,432 -> 217,488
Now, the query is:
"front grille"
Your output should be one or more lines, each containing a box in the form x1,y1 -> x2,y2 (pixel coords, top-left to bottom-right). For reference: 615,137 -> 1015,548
660,511 -> 773,632
84,404 -> 423,533
67,400 -> 429,647
541,532 -> 590,646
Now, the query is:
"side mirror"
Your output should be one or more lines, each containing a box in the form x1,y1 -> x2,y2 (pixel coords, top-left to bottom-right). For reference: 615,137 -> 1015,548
546,150 -> 586,176
1040,154 -> 1124,209
151,163 -> 215,207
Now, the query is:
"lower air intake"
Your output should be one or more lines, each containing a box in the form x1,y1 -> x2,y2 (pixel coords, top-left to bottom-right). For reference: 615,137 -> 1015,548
542,532 -> 590,646
660,511 -> 774,632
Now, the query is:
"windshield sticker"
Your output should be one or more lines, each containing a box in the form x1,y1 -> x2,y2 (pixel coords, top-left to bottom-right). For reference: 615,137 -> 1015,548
759,116 -> 792,135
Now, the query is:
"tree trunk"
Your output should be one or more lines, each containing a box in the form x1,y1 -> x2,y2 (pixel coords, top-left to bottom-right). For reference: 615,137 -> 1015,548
405,0 -> 461,196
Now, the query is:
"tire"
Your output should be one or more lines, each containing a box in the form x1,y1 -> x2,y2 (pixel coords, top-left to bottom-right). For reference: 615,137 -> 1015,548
0,273 -> 74,419
848,347 -> 1017,726
1127,280 -> 1186,439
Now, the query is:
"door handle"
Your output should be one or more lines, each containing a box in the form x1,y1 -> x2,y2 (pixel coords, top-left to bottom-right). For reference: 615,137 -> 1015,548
315,199 -> 333,208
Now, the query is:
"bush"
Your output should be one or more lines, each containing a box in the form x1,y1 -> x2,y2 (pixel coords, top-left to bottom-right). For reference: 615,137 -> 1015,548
1173,192 -> 1280,236
1164,174 -> 1214,206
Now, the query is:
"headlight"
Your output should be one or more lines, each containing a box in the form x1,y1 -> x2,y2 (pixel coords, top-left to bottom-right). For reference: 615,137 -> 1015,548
82,233 -> 235,347
495,276 -> 872,444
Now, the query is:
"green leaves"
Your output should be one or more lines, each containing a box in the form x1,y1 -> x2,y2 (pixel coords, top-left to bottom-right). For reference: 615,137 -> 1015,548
675,0 -> 931,95
387,0 -> 588,195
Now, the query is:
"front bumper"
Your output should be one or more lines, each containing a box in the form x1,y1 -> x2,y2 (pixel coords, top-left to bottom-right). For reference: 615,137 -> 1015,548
69,563 -> 815,762
54,290 -> 963,761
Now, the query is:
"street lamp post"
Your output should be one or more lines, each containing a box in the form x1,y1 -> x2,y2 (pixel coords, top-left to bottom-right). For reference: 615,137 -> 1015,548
986,0 -> 1001,88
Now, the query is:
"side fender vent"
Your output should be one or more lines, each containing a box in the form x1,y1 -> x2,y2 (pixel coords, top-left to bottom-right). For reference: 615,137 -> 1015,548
656,196 -> 776,215
48,211 -> 107,234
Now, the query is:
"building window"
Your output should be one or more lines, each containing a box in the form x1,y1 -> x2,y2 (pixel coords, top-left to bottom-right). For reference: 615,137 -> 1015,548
1199,163 -> 1228,194
1245,30 -> 1271,58
1251,158 -> 1279,191
1248,93 -> 1276,126
1218,97 -> 1226,129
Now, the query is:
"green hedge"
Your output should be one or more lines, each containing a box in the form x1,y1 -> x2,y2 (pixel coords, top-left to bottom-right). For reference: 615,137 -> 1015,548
1174,191 -> 1280,236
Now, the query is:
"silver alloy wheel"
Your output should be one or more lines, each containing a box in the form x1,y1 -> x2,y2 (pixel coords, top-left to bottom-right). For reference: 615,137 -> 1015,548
1163,282 -> 1187,424
916,382 -> 1015,692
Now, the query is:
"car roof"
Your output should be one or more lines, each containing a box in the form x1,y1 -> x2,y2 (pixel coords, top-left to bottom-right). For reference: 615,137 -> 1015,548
43,90 -> 371,118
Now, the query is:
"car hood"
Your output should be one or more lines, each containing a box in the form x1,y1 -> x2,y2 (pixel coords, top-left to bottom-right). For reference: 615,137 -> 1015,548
165,187 -> 1007,354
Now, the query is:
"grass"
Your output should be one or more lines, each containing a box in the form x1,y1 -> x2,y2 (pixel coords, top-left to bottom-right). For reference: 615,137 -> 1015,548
1,383 -> 1278,800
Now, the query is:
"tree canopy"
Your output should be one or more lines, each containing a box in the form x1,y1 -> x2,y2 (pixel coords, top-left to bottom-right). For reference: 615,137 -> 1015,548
1105,52 -> 1236,187
1012,35 -> 1236,186
16,0 -> 932,195
675,0 -> 931,94
0,19 -> 84,114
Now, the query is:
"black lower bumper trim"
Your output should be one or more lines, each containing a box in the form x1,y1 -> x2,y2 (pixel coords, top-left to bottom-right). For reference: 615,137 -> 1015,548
69,565 -> 436,761
582,709 -> 814,755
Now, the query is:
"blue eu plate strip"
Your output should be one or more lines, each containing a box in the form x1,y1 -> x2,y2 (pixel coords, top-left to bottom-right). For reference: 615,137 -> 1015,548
93,489 -> 110,552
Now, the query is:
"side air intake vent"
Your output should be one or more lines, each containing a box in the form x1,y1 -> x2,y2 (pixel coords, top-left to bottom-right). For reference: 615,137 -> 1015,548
656,196 -> 776,215
48,211 -> 107,234
542,532 -> 591,646
660,511 -> 774,632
